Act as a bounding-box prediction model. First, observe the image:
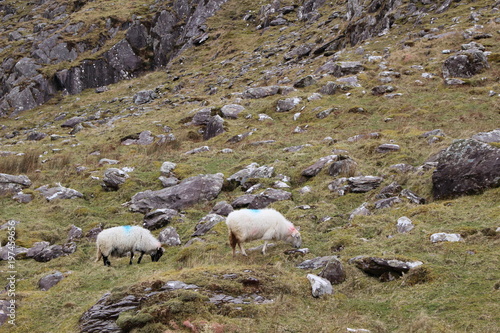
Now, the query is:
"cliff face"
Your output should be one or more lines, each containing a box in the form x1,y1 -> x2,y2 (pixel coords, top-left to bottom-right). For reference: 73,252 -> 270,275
0,0 -> 228,117
1,0 -> 460,118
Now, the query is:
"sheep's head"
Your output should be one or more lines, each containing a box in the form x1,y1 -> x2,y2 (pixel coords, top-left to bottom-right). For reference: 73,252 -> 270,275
150,247 -> 164,262
286,226 -> 302,248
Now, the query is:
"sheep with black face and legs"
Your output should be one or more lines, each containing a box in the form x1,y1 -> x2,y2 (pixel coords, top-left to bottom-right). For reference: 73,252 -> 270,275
95,226 -> 164,266
226,208 -> 302,256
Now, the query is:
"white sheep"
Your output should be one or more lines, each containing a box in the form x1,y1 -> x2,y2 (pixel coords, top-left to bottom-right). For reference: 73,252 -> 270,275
226,208 -> 302,256
95,226 -> 164,266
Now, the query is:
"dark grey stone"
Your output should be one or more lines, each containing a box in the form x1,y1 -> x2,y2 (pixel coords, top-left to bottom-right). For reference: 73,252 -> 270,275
192,214 -> 225,237
143,208 -> 179,230
38,271 -> 64,291
129,173 -> 224,213
0,173 -> 32,196
432,139 -> 500,199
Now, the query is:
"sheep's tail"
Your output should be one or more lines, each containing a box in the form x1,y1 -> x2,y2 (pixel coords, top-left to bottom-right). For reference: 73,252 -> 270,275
228,230 -> 238,250
95,246 -> 102,263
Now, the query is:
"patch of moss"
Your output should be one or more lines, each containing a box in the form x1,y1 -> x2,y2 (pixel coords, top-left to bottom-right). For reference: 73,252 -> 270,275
116,311 -> 154,331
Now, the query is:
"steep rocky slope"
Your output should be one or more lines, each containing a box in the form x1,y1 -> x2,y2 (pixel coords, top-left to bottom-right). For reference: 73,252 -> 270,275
0,0 -> 499,332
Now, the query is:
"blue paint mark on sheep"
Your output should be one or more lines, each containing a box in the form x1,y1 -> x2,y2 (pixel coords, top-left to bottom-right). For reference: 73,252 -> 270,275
122,225 -> 132,233
248,209 -> 261,214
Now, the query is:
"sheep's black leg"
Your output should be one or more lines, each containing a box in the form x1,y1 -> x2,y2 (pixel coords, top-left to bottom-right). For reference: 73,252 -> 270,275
103,255 -> 111,266
137,251 -> 145,264
129,251 -> 134,265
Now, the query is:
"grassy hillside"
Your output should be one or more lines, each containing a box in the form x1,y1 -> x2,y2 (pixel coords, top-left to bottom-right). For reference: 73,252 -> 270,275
1,0 -> 499,332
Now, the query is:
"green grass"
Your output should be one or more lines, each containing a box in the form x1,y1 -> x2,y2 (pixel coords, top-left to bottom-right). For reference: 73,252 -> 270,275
1,0 -> 500,332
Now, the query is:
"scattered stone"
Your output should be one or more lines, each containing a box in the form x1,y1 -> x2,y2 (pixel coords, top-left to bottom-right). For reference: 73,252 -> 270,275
400,189 -> 426,204
38,271 -> 64,291
316,108 -> 334,119
121,131 -> 154,145
376,143 -> 400,153
396,217 -> 414,233
389,164 -> 416,173
159,176 -> 179,188
471,129 -> 500,143
143,208 -> 179,230
221,104 -> 244,119
158,226 -> 181,246
203,115 -> 225,140
30,242 -> 77,262
12,191 -> 32,204
319,258 -> 346,285
61,116 -> 85,128
276,97 -> 302,112
302,155 -> 338,177
27,131 -> 47,141
68,225 -> 83,241
421,129 -> 446,138
374,196 -> 402,209
349,202 -> 370,220
283,144 -> 312,153
102,168 -> 129,191
210,201 -> 234,216
79,292 -> 140,333
297,256 -> 339,270
328,177 -> 350,196
371,85 -> 394,96
328,157 -> 358,177
349,256 -> 423,282
192,214 -> 225,237
227,163 -> 274,186
319,81 -> 341,95
227,131 -> 254,143
431,139 -> 500,199
133,90 -> 157,104
129,173 -> 224,213
376,182 -> 402,199
0,173 -> 32,196
98,158 -> 119,166
231,188 -> 292,209
36,184 -> 83,201
348,176 -> 383,193
430,233 -> 462,243
0,244 -> 28,260
242,86 -> 280,99
184,146 -> 210,155
347,132 -> 380,142
294,75 -> 316,88
330,61 -> 364,77
442,49 -> 489,78
307,274 -> 333,297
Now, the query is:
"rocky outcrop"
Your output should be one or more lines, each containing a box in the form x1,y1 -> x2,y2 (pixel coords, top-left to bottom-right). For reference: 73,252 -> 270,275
231,188 -> 292,209
79,292 -> 140,333
143,208 -> 179,230
191,213 -> 225,237
0,0 -> 229,116
38,271 -> 65,291
442,48 -> 490,78
432,139 -> 500,199
129,173 -> 224,213
101,168 -> 129,191
0,173 -> 32,196
35,184 -> 83,201
349,256 -> 423,282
